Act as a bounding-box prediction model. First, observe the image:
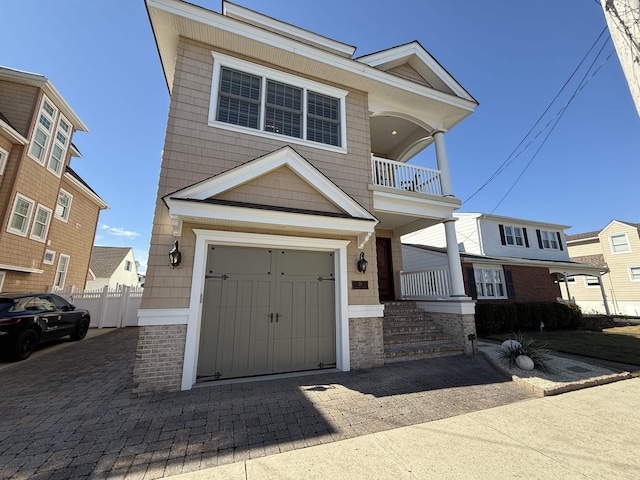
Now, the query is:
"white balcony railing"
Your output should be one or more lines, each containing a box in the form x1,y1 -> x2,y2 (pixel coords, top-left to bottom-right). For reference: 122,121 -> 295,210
371,156 -> 442,196
400,268 -> 451,299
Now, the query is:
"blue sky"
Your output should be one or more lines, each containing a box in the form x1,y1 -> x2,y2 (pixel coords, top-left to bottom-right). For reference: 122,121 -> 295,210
1,0 -> 638,273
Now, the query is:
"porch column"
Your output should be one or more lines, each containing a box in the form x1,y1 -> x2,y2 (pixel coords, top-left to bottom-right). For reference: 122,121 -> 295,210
433,129 -> 454,197
562,272 -> 572,300
444,217 -> 466,297
598,276 -> 611,316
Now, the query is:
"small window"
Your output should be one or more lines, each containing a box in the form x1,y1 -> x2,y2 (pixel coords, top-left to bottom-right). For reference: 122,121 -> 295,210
474,266 -> 507,299
629,267 -> 640,282
124,260 -> 132,271
540,230 -> 559,250
7,194 -> 35,236
43,250 -> 56,265
55,189 -> 73,222
609,234 -> 630,254
0,147 -> 8,175
504,225 -> 524,247
54,254 -> 70,288
30,204 -> 53,242
585,276 -> 600,288
28,96 -> 58,164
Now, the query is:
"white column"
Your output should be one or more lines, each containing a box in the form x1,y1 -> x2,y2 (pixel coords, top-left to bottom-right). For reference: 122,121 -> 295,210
444,218 -> 466,297
433,129 -> 454,197
598,276 -> 611,316
562,272 -> 572,300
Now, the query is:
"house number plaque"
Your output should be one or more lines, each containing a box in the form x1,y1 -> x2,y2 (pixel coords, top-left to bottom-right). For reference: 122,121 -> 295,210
352,280 -> 369,289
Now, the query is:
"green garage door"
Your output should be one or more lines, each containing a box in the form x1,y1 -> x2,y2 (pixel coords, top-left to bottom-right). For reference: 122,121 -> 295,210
197,246 -> 336,381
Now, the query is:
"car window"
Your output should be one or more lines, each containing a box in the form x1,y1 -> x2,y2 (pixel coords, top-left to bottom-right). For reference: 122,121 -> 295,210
9,297 -> 36,312
8,296 -> 56,312
49,294 -> 71,310
0,299 -> 14,313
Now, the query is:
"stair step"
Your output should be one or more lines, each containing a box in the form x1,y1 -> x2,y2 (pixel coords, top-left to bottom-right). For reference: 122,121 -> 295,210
384,341 -> 464,362
383,322 -> 443,334
384,332 -> 453,346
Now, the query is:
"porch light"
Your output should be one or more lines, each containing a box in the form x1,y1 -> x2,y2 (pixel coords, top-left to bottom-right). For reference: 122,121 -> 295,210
356,252 -> 368,274
391,130 -> 397,135
169,240 -> 182,269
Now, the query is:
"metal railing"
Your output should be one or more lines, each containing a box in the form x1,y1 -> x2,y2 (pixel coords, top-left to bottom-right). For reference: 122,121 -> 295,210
400,267 -> 451,299
371,156 -> 442,196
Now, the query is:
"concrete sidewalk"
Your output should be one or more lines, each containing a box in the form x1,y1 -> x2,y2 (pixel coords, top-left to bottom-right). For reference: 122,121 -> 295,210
168,377 -> 640,479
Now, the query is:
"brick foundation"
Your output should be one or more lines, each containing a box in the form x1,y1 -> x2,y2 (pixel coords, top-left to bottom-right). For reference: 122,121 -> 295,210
426,311 -> 477,355
132,325 -> 187,396
349,317 -> 384,369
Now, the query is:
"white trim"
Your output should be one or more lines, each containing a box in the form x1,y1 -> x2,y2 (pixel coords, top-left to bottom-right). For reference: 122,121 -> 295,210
348,304 -> 385,318
0,146 -> 8,175
416,299 -> 475,315
608,232 -> 631,254
28,94 -> 57,165
43,250 -> 56,265
137,308 -> 189,325
0,271 -> 5,292
46,113 -> 70,177
54,188 -> 73,222
0,118 -> 28,144
29,204 -> 53,243
209,52 -> 348,152
584,275 -> 601,288
0,263 -> 44,274
63,171 -> 109,209
628,266 -> 640,282
472,264 -> 507,300
7,193 -> 35,237
181,229 -> 351,391
54,254 -> 70,288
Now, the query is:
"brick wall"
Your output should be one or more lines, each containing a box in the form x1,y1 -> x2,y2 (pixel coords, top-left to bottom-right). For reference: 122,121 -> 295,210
426,311 -> 477,355
348,317 -> 384,369
132,325 -> 187,396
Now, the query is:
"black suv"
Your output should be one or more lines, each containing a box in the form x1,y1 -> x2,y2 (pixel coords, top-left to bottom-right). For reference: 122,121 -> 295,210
0,293 -> 91,361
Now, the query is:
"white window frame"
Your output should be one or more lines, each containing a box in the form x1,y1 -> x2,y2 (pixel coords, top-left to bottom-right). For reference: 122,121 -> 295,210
29,204 -> 53,242
7,193 -> 35,237
584,275 -> 601,288
54,254 -> 70,288
540,230 -> 559,250
209,53 -> 348,153
473,265 -> 507,299
43,250 -> 56,265
54,188 -> 73,222
0,146 -> 8,175
629,266 -> 640,282
28,95 -> 58,165
47,114 -> 71,176
0,271 -> 5,292
504,225 -> 524,247
609,233 -> 631,254
124,260 -> 132,271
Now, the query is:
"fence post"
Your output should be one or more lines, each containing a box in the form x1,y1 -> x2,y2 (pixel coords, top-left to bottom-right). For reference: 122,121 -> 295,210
118,286 -> 130,328
97,286 -> 109,328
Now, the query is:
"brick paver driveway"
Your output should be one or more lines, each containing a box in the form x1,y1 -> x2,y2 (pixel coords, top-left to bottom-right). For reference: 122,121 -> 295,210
0,328 -> 535,479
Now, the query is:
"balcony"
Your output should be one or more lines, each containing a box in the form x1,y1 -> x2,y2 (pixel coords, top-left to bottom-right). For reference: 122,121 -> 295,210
370,156 -> 461,236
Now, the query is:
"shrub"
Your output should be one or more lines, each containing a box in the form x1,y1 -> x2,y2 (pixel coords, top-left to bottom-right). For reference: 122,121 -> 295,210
475,301 -> 582,334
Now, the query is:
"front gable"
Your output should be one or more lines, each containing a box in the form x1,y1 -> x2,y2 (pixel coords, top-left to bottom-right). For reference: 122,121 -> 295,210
164,146 -> 377,247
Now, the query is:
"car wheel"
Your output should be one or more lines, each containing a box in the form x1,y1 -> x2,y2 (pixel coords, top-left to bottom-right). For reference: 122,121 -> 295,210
70,318 -> 90,341
12,329 -> 38,361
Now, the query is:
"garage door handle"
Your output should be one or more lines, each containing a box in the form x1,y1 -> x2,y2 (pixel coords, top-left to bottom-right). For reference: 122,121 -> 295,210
275,313 -> 280,322
269,313 -> 274,323
206,274 -> 229,280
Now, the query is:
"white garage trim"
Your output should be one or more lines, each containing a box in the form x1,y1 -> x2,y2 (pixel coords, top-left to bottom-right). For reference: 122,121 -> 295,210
181,229 -> 351,390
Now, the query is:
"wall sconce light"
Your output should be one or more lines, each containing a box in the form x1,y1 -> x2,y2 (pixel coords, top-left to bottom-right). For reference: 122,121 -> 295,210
169,240 -> 182,269
356,252 -> 368,274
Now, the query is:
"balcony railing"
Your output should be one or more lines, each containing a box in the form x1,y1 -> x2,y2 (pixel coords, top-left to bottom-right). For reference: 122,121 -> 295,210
400,268 -> 451,299
371,156 -> 442,196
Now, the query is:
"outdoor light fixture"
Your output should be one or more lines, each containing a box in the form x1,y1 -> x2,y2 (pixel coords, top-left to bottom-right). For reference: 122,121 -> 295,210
169,240 -> 182,269
356,252 -> 368,274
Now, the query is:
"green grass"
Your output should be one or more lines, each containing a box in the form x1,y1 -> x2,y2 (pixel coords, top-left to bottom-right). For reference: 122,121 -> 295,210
484,325 -> 640,366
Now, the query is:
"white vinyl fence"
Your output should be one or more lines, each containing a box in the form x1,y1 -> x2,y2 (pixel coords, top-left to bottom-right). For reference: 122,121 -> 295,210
50,285 -> 143,328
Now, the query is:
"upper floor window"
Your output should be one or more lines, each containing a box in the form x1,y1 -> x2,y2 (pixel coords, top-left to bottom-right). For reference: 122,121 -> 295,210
540,230 -> 559,250
609,233 -> 630,254
629,267 -> 640,282
585,275 -> 600,288
505,225 -> 524,246
474,266 -> 506,299
125,260 -> 132,271
55,189 -> 73,222
29,96 -> 58,165
47,116 -> 70,176
210,53 -> 347,151
29,204 -> 53,242
43,249 -> 56,265
7,194 -> 35,237
0,147 -> 8,175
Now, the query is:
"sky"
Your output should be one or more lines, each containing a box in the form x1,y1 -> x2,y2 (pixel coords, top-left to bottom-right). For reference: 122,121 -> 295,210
1,0 -> 638,273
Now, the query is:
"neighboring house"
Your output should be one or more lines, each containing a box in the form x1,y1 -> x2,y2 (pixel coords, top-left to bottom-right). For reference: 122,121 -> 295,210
402,213 -> 606,303
86,246 -> 140,290
565,220 -> 640,316
0,67 -> 108,293
136,0 -> 479,394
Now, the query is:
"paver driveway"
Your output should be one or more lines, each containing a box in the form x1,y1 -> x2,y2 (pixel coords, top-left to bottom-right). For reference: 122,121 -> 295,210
0,328 -> 535,479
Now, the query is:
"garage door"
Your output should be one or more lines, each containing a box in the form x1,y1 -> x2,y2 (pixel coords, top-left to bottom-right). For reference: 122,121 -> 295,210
197,245 -> 336,381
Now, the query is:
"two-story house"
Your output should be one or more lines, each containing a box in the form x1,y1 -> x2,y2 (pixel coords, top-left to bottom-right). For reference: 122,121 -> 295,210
402,213 -> 606,304
135,0 -> 479,394
0,67 -> 108,293
86,246 -> 140,290
565,220 -> 640,316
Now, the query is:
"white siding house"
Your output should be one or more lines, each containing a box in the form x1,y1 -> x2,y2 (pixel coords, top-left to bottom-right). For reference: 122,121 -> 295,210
86,246 -> 140,290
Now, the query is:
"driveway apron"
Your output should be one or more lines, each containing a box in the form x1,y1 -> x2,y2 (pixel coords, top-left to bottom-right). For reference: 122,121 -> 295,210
0,328 -> 535,479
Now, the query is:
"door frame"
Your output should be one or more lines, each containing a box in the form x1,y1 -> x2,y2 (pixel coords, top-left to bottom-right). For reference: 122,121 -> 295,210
182,229 -> 350,390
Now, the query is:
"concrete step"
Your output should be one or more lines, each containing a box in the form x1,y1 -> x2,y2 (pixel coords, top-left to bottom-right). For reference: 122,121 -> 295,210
383,321 -> 443,334
384,341 -> 465,362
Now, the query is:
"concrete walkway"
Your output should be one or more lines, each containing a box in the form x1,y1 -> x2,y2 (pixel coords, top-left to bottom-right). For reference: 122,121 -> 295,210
168,377 -> 640,479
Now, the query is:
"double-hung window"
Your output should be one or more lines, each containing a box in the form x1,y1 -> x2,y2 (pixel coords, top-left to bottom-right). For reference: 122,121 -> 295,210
54,254 -> 70,288
504,225 -> 524,246
609,234 -> 630,253
629,267 -> 640,281
0,147 -> 8,175
30,204 -> 52,242
211,54 -> 347,150
47,115 -> 70,176
474,266 -> 506,299
29,96 -> 57,164
7,194 -> 35,236
55,189 -> 73,222
540,230 -> 559,249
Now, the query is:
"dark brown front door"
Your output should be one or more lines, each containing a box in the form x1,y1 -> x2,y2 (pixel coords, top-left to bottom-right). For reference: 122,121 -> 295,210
376,237 -> 395,301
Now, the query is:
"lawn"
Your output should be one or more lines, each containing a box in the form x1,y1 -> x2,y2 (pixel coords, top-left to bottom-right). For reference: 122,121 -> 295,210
483,325 -> 640,366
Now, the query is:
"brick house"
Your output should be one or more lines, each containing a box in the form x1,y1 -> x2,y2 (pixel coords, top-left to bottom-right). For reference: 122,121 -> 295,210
402,213 -> 606,303
0,67 -> 108,293
136,0 -> 481,393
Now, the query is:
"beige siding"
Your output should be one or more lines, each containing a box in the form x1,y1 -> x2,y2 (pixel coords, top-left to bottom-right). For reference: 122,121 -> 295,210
599,222 -> 640,302
0,81 -> 38,137
387,64 -> 432,88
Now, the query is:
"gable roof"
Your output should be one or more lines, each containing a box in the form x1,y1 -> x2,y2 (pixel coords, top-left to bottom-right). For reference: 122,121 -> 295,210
89,246 -> 133,278
566,220 -> 640,242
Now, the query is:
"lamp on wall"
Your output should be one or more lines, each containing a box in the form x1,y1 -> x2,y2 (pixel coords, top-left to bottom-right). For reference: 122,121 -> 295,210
356,252 -> 368,274
169,240 -> 182,269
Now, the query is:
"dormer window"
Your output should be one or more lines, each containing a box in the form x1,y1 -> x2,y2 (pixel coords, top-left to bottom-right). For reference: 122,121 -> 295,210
210,53 -> 347,151
498,224 -> 528,248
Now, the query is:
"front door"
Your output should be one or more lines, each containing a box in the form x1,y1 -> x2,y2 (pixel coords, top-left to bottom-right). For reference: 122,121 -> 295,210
376,237 -> 395,301
198,246 -> 336,381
